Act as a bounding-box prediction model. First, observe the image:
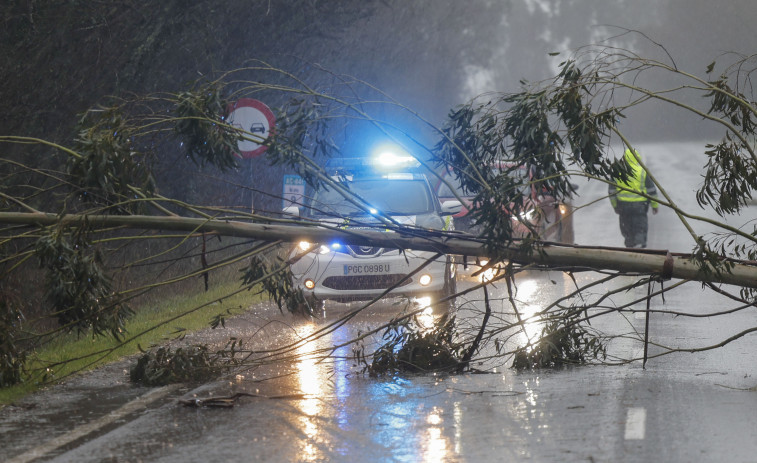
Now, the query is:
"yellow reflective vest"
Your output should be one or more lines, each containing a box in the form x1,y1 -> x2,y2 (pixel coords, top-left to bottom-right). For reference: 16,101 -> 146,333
608,149 -> 659,209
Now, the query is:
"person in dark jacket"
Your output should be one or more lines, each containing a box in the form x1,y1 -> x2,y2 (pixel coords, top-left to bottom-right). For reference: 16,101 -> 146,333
608,148 -> 659,248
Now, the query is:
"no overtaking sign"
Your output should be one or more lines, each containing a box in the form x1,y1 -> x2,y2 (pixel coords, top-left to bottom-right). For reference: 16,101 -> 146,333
226,98 -> 276,158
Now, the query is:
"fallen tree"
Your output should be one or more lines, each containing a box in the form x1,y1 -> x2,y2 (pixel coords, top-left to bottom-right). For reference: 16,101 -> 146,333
1,211 -> 755,288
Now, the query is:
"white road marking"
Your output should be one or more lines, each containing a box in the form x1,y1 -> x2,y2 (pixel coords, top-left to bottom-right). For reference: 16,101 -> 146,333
624,407 -> 647,440
7,384 -> 181,463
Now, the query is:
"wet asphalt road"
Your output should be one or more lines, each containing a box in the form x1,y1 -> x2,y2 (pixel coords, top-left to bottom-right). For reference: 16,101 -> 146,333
4,267 -> 757,463
3,142 -> 757,462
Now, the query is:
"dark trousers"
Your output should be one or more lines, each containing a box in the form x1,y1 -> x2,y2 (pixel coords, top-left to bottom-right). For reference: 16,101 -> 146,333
616,201 -> 649,248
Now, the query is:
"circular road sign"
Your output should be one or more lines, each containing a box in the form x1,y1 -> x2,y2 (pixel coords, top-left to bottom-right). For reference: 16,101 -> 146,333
227,98 -> 276,158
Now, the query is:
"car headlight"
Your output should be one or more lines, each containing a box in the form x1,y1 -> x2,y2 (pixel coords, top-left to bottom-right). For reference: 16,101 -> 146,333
298,241 -> 330,254
512,208 -> 537,222
418,274 -> 432,286
476,258 -> 505,283
298,241 -> 313,251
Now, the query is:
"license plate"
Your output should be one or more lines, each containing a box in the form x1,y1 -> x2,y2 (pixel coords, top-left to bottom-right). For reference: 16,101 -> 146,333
343,264 -> 391,275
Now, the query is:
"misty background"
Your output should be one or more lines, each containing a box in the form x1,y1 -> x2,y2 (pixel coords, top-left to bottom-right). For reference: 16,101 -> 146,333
345,0 -> 755,142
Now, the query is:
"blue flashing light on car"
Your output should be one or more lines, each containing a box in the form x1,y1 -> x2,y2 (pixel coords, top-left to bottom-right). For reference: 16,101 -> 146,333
372,151 -> 420,170
370,143 -> 421,170
325,145 -> 421,177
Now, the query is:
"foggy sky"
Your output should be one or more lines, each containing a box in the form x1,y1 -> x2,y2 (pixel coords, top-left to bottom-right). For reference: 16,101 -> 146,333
343,0 -> 756,143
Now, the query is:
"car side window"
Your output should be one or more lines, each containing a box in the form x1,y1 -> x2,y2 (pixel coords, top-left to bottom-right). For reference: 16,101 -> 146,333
436,171 -> 466,198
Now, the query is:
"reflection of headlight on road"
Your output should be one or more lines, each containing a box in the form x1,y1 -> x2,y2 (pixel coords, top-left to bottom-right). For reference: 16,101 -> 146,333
415,296 -> 434,315
298,241 -> 330,254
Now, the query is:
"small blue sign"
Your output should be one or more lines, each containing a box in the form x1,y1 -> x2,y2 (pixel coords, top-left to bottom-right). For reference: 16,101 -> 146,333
283,175 -> 305,208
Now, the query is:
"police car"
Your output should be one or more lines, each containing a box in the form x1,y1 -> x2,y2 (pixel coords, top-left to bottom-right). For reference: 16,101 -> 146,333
285,150 -> 462,312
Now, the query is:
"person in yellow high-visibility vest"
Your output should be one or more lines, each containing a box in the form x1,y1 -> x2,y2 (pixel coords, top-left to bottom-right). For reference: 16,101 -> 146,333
608,148 -> 659,248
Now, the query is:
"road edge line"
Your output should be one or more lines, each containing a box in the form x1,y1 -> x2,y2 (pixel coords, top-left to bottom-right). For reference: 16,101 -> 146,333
7,384 -> 182,463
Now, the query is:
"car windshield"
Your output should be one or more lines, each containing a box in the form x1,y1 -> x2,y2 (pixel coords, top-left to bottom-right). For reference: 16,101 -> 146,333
437,165 -> 531,198
308,178 -> 434,217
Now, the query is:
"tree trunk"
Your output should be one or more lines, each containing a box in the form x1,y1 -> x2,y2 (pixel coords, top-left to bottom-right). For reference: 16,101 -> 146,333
3,211 -> 756,288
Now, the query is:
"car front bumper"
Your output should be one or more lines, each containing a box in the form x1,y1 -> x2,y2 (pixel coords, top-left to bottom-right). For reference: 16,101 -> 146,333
290,248 -> 449,303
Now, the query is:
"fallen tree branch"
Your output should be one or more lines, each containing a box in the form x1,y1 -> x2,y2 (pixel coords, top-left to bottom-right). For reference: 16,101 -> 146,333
2,211 -> 757,287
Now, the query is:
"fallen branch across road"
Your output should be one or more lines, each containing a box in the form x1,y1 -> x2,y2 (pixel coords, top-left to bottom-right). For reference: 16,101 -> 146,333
2,211 -> 756,288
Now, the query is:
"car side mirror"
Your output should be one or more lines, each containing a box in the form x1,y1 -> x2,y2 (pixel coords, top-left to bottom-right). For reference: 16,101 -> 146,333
283,205 -> 300,218
441,200 -> 463,216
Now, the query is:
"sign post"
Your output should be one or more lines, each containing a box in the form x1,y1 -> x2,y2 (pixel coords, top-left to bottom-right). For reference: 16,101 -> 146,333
227,98 -> 276,213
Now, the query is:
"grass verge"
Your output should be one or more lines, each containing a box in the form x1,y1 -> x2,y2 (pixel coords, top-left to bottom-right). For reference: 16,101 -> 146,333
0,281 -> 262,405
